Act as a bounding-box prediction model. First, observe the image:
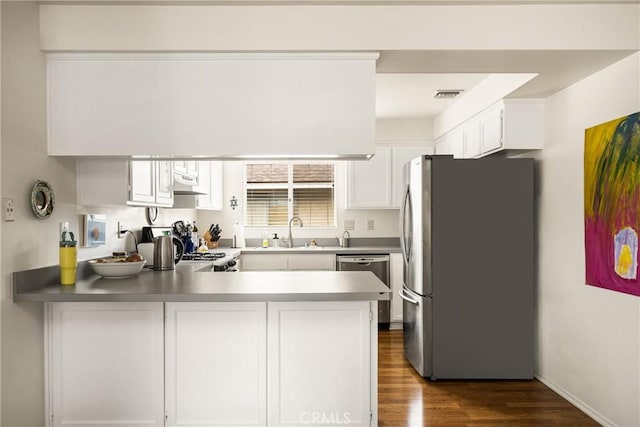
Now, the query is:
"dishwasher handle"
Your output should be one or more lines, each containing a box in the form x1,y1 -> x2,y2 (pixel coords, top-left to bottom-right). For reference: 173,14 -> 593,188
337,256 -> 389,266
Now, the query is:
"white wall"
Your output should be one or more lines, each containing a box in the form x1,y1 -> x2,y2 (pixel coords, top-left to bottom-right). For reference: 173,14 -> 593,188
535,53 -> 640,427
375,117 -> 432,142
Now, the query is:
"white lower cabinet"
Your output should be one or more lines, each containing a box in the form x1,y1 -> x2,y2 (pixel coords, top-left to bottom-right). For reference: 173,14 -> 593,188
268,301 -> 373,427
285,254 -> 336,271
242,253 -> 336,271
46,301 -> 375,427
165,302 -> 267,427
241,254 -> 289,271
390,253 -> 404,324
46,302 -> 165,427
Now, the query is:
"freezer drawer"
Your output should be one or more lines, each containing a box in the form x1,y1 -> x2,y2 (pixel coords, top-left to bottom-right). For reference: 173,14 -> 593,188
336,255 -> 390,327
399,285 -> 432,378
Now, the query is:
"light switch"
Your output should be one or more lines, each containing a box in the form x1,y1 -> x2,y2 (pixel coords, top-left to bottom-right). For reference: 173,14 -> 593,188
367,219 -> 374,231
344,220 -> 355,231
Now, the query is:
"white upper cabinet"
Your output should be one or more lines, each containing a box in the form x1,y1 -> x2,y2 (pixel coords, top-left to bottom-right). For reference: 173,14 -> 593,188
434,99 -> 544,158
347,145 -> 393,209
196,161 -> 223,210
174,161 -> 199,178
463,119 -> 482,158
129,161 -> 156,204
172,161 -> 224,210
77,159 -> 174,207
47,53 -> 377,159
154,161 -> 174,206
347,143 -> 433,209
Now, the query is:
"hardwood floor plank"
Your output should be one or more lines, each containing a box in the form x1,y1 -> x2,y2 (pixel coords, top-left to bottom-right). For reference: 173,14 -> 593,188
378,330 -> 599,427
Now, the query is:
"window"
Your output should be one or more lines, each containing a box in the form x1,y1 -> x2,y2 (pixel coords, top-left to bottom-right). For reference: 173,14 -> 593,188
245,163 -> 335,227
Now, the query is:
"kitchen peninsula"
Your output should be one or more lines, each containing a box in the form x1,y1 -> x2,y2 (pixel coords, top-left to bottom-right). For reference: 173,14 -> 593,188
15,266 -> 388,427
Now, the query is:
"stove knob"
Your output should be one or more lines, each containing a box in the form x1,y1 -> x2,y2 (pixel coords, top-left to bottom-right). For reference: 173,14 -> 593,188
218,264 -> 229,272
227,259 -> 237,268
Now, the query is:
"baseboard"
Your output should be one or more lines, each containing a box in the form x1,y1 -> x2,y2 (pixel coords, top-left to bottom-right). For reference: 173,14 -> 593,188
535,374 -> 617,427
389,321 -> 402,330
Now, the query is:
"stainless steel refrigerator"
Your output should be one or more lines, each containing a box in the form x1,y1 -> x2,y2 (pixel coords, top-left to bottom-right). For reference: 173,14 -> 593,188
399,155 -> 534,380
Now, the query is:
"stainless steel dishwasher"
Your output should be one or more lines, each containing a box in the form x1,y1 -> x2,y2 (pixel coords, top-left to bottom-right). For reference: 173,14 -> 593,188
337,255 -> 390,328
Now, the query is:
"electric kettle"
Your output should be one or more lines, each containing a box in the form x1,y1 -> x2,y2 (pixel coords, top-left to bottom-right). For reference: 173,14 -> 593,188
153,235 -> 184,271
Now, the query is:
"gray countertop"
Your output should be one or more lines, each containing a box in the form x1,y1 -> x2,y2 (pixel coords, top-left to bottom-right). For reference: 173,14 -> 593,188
14,263 -> 390,303
239,246 -> 400,254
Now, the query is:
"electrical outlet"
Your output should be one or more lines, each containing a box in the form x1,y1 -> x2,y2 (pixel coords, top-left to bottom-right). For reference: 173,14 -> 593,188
344,219 -> 355,231
367,219 -> 375,231
117,222 -> 125,238
2,198 -> 15,222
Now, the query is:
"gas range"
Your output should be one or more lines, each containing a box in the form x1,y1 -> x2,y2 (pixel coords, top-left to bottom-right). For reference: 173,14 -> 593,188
181,252 -> 226,262
181,251 -> 239,272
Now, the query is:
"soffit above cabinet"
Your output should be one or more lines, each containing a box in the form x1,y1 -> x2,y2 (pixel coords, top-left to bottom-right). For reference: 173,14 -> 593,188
47,53 -> 378,160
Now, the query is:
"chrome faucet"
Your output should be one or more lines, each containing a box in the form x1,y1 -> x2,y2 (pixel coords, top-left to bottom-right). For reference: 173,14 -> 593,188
284,216 -> 303,248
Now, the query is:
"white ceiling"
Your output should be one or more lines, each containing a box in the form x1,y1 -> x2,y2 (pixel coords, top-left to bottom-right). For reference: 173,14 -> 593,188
375,73 -> 488,119
374,49 -> 637,120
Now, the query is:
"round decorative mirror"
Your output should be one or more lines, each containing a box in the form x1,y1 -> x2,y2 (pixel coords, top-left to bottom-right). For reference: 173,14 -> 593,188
31,180 -> 55,219
146,207 -> 159,225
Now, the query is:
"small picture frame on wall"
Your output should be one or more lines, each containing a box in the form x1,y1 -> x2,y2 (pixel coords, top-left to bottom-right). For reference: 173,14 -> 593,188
82,214 -> 107,247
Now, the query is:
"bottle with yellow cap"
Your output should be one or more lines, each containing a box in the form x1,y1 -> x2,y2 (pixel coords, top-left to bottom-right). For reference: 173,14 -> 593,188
59,222 -> 77,286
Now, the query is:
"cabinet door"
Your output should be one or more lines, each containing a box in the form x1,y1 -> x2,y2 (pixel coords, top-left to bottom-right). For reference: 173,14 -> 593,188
463,120 -> 481,158
390,253 -> 403,323
196,161 -> 224,210
480,106 -> 504,154
165,302 -> 267,427
174,161 -> 187,175
391,145 -> 431,208
186,161 -> 199,177
346,145 -> 392,208
129,161 -> 156,204
47,302 -> 164,427
268,301 -> 372,427
241,254 -> 289,271
155,161 -> 174,206
450,128 -> 465,159
287,254 -> 336,271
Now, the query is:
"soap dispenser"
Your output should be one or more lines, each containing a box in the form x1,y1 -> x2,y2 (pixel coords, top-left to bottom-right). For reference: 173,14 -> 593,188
272,233 -> 280,248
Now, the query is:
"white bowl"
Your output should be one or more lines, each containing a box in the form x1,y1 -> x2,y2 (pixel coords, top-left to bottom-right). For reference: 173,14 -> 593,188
89,259 -> 147,279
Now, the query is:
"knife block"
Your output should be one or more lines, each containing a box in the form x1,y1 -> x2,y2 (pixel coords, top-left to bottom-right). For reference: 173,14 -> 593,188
203,231 -> 219,249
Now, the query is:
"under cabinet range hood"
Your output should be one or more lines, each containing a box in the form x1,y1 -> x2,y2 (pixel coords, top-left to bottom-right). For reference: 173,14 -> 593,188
47,53 -> 378,160
173,173 -> 206,196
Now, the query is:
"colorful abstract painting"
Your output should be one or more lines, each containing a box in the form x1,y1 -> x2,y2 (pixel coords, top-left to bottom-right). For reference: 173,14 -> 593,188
585,112 -> 640,297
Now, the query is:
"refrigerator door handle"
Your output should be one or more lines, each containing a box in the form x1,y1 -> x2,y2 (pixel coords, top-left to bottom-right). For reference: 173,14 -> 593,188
399,185 -> 412,265
399,287 -> 420,305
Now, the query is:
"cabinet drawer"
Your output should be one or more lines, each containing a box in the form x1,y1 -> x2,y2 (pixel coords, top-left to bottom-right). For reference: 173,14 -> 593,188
241,254 -> 288,271
287,254 -> 336,271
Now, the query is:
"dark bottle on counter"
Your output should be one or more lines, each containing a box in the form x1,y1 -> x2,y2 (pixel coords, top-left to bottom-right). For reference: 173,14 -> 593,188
192,221 -> 199,245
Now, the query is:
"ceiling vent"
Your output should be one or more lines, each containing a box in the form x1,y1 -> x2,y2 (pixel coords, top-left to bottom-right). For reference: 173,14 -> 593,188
434,89 -> 463,99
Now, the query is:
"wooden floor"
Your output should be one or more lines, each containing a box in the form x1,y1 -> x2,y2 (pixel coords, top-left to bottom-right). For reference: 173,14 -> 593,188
378,330 -> 599,427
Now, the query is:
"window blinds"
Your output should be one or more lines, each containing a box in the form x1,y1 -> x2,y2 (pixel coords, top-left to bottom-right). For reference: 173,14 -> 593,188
245,164 -> 335,227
